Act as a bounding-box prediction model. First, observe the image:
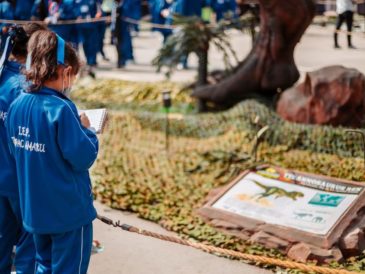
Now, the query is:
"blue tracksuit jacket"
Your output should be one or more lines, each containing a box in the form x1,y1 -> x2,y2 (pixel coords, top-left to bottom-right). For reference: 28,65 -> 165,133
150,0 -> 172,37
171,0 -> 202,17
0,1 -> 14,46
49,0 -> 79,44
76,0 -> 99,28
31,0 -> 49,20
0,61 -> 24,198
0,1 -> 14,22
14,0 -> 35,20
111,0 -> 134,65
210,0 -> 237,21
6,87 -> 98,234
166,0 -> 203,25
76,0 -> 101,65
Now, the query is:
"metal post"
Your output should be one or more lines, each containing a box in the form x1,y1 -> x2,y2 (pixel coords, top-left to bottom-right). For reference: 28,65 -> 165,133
165,109 -> 170,151
162,91 -> 172,153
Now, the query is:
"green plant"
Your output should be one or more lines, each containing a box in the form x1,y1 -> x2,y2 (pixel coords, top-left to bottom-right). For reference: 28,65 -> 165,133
152,15 -> 239,85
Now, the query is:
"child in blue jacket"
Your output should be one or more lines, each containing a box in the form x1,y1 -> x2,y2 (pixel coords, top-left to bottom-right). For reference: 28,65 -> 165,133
0,1 -> 14,28
151,0 -> 173,43
0,0 -> 15,52
76,0 -> 102,67
0,23 -> 45,274
210,0 -> 237,21
111,0 -> 134,68
46,0 -> 79,46
6,30 -> 99,274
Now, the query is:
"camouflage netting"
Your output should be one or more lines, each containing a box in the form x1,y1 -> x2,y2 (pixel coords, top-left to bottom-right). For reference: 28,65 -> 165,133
74,80 -> 365,272
132,100 -> 365,158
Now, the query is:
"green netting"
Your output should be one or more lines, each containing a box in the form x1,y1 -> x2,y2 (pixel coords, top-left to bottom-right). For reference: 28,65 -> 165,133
74,80 -> 365,272
130,100 -> 365,159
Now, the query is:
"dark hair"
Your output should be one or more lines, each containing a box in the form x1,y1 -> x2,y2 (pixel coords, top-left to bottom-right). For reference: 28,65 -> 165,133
25,30 -> 81,91
9,23 -> 47,58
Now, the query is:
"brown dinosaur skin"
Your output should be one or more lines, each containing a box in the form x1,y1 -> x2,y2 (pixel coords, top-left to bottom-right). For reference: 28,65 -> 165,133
192,0 -> 316,110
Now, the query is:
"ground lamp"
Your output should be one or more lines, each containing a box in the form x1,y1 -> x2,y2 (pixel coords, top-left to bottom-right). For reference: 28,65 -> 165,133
162,91 -> 172,152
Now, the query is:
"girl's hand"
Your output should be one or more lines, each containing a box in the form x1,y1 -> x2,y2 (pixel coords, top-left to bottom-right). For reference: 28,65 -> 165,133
80,113 -> 91,128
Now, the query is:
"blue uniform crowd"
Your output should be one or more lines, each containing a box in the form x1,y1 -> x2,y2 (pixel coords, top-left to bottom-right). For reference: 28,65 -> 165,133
1,0 -> 238,70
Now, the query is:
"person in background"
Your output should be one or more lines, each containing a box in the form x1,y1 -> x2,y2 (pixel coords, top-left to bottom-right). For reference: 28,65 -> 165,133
148,0 -> 156,24
97,0 -> 113,61
210,0 -> 237,22
31,0 -> 49,21
168,0 -> 204,69
169,0 -> 203,18
0,0 -> 15,52
6,30 -> 98,274
45,0 -> 79,47
14,0 -> 35,20
334,0 -> 357,49
111,0 -> 134,68
76,0 -> 102,77
130,0 -> 141,33
151,0 -> 173,43
0,0 -> 15,28
0,23 -> 46,274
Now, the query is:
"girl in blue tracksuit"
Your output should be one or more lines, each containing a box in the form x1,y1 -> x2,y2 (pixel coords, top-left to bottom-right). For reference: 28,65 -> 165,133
0,23 -> 45,274
6,30 -> 98,274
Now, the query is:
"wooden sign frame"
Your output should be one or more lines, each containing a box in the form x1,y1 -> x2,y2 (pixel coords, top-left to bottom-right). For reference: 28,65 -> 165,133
199,165 -> 365,249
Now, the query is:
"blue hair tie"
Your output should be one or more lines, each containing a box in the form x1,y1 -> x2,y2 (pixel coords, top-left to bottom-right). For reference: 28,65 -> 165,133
56,34 -> 65,66
25,33 -> 66,71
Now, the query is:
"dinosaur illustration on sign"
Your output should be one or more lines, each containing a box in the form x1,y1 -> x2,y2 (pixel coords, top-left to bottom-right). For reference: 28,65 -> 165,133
294,212 -> 313,220
251,180 -> 304,201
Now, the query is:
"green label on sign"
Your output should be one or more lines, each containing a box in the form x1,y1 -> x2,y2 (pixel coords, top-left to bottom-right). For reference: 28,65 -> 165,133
309,193 -> 345,207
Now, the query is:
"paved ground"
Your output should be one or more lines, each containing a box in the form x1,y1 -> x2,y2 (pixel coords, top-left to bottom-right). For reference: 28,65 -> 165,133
89,202 -> 271,274
87,25 -> 365,274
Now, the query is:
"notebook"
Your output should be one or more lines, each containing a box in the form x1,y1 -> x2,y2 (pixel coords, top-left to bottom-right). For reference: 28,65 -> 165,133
78,108 -> 108,134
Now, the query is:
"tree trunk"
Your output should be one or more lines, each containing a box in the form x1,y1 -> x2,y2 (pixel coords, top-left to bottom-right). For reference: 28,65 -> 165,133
197,45 -> 209,112
197,47 -> 209,87
192,0 -> 316,110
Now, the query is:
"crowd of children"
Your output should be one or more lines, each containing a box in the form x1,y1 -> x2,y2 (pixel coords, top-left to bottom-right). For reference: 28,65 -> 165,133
0,0 -> 239,72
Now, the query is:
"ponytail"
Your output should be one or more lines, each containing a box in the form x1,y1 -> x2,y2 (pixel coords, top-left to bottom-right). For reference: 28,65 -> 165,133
25,30 -> 81,91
